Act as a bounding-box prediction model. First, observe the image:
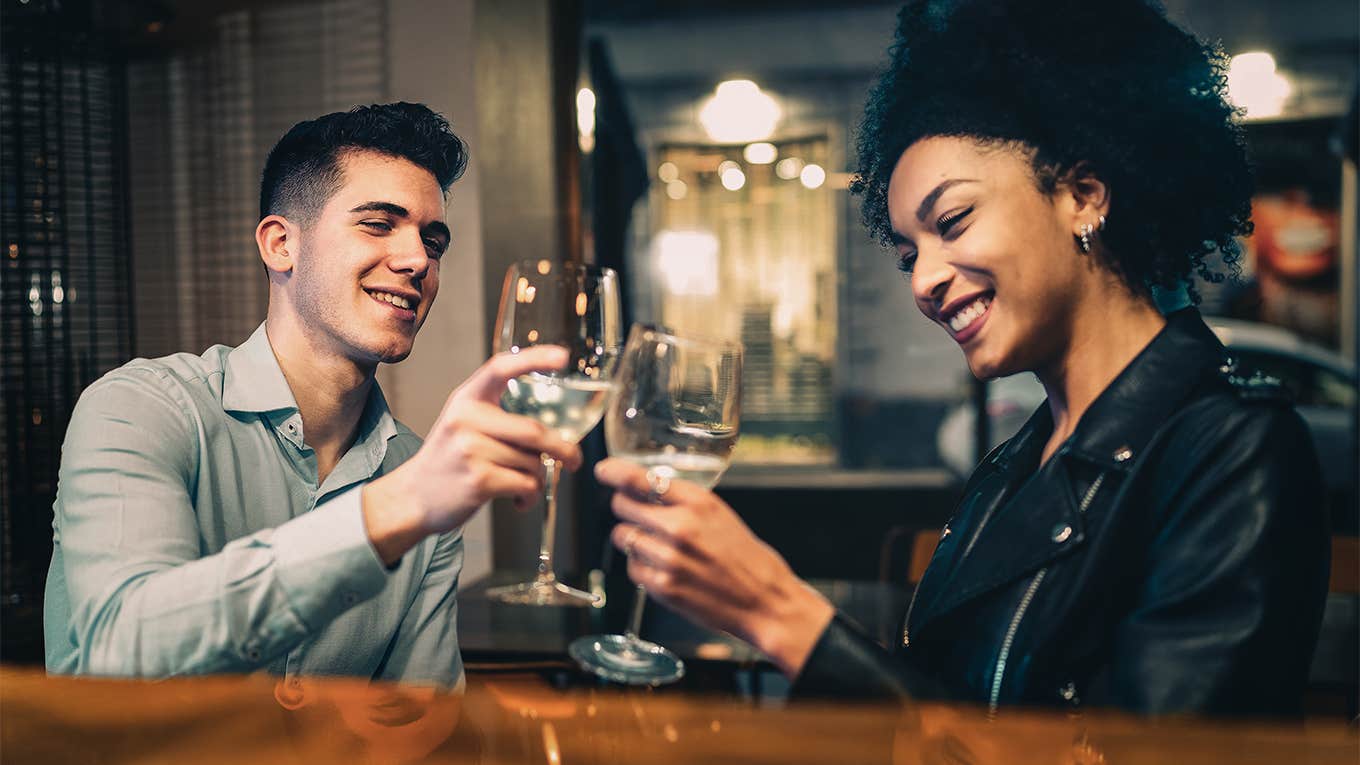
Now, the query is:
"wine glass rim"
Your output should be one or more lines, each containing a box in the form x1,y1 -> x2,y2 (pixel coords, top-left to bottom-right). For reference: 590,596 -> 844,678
629,323 -> 744,353
508,259 -> 617,278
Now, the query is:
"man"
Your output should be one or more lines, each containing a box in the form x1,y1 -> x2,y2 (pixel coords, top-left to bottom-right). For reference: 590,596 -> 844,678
43,103 -> 578,688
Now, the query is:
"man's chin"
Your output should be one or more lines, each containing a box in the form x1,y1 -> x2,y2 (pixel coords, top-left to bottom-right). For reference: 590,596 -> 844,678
376,346 -> 413,364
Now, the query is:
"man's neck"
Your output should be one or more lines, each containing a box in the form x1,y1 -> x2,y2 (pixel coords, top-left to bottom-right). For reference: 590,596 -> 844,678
1036,282 -> 1167,464
264,313 -> 375,483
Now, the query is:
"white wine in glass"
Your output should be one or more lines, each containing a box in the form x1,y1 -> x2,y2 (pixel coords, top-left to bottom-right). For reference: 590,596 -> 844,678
569,324 -> 743,684
485,260 -> 621,607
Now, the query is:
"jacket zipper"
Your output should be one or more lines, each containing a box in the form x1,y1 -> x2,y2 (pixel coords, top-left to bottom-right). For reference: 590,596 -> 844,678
987,472 -> 1107,713
989,568 -> 1048,713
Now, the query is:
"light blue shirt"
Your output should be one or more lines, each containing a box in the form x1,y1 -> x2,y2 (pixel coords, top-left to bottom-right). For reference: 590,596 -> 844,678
43,323 -> 463,688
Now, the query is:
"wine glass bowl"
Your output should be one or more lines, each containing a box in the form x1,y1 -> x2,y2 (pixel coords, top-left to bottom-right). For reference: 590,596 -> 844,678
569,324 -> 743,684
485,260 -> 621,607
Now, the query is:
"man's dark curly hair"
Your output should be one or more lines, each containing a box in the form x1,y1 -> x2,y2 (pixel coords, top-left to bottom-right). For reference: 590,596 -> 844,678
854,0 -> 1253,298
259,102 -> 468,225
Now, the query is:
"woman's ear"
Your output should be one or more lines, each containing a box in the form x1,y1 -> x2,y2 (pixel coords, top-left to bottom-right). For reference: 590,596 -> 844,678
1062,161 -> 1111,221
256,214 -> 296,275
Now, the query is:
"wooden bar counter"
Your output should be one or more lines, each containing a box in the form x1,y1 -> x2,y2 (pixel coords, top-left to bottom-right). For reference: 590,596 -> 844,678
2,667 -> 1355,764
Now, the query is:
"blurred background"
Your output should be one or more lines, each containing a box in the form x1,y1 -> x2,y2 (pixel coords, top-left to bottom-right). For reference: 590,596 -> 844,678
2,0 -> 1356,701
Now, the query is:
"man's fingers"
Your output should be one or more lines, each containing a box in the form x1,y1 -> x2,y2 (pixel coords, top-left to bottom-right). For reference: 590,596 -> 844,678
464,431 -> 544,475
451,402 -> 583,472
456,346 -> 570,404
475,463 -> 541,501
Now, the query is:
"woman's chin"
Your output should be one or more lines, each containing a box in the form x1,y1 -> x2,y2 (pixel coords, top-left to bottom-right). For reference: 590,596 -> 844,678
962,348 -> 1017,381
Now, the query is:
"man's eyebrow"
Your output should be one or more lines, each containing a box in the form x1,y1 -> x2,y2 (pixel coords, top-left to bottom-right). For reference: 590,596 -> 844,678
349,201 -> 410,217
915,179 -> 978,223
350,201 -> 450,243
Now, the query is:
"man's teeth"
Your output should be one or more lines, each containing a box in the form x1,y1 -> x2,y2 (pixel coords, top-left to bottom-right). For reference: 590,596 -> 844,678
370,291 -> 413,310
947,296 -> 991,333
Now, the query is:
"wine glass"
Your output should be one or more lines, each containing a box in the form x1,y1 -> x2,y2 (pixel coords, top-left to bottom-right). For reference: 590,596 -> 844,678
568,324 -> 743,685
485,260 -> 621,607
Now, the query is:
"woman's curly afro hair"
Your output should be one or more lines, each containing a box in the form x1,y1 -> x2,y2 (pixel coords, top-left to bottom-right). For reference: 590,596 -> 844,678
853,0 -> 1254,299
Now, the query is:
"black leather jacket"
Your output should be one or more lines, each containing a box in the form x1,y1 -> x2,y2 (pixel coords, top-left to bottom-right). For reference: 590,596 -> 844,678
795,310 -> 1330,717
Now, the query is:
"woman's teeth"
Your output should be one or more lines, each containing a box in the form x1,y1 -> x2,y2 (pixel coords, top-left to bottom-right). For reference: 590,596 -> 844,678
948,296 -> 991,333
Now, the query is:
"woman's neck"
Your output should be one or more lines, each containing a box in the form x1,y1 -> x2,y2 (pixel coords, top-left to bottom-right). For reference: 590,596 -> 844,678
1035,286 -> 1167,465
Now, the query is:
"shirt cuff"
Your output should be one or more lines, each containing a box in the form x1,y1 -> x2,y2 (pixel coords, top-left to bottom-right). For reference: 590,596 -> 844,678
272,484 -> 389,632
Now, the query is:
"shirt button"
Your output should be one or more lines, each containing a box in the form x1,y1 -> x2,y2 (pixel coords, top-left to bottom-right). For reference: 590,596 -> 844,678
245,647 -> 261,662
1052,524 -> 1073,543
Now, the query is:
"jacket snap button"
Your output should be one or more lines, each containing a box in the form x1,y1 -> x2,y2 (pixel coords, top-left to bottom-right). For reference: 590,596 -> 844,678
1052,524 -> 1073,543
1112,446 -> 1133,462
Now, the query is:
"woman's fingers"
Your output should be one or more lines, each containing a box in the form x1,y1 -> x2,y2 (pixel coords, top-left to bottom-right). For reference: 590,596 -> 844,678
594,457 -> 706,504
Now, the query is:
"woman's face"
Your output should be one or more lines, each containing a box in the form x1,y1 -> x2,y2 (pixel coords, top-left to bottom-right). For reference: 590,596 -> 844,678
886,136 -> 1092,380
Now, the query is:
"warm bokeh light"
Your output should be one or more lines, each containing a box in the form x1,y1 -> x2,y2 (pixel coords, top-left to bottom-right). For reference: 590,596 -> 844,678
721,167 -> 747,191
775,156 -> 804,180
658,161 -> 679,183
653,230 -> 720,296
698,80 -> 781,143
799,163 -> 826,189
1227,51 -> 1291,119
665,180 -> 688,200
576,87 -> 596,152
743,142 -> 777,165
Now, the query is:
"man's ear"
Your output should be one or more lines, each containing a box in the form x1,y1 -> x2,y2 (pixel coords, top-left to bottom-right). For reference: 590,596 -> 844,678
256,214 -> 296,275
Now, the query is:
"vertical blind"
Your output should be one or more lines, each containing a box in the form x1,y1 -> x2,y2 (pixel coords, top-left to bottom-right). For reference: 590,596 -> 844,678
1,0 -> 133,661
129,0 -> 388,358
1,0 -> 389,662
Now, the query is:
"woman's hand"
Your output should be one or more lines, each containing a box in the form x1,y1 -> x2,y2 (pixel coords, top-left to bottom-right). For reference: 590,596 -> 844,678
594,457 -> 835,678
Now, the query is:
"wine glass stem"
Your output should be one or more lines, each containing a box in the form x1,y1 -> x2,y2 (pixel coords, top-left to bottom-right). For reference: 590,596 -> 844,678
536,455 -> 559,582
625,584 -> 647,641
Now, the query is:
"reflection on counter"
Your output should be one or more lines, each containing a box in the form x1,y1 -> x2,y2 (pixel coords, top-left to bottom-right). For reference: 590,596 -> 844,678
3,668 -> 1356,765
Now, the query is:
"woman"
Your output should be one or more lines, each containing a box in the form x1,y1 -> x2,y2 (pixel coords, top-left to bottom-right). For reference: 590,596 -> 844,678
594,0 -> 1330,716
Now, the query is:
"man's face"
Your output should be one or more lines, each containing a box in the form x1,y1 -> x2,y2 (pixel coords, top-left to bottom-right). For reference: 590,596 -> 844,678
287,149 -> 448,365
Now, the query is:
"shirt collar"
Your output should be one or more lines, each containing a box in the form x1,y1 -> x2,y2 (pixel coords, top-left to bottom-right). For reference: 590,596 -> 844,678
221,323 -> 400,448
222,323 -> 299,414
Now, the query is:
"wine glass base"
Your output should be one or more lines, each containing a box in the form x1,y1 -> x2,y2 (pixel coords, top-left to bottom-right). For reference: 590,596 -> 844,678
485,579 -> 601,607
568,633 -> 686,686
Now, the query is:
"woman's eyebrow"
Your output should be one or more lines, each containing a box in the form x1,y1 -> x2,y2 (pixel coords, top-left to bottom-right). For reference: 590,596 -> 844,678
915,179 -> 978,223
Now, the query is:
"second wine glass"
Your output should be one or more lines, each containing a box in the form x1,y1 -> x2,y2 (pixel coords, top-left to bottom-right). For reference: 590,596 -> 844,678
568,324 -> 743,684
485,260 -> 621,607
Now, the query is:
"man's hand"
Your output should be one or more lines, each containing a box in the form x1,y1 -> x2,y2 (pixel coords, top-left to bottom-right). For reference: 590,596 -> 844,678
363,347 -> 583,565
594,457 -> 835,679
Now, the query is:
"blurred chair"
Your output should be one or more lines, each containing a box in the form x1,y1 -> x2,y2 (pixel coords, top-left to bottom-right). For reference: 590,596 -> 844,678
877,527 -> 941,587
1309,536 -> 1358,719
1330,535 -> 1358,594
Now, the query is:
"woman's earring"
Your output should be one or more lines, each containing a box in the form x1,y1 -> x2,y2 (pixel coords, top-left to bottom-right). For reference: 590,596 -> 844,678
1077,223 -> 1094,254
